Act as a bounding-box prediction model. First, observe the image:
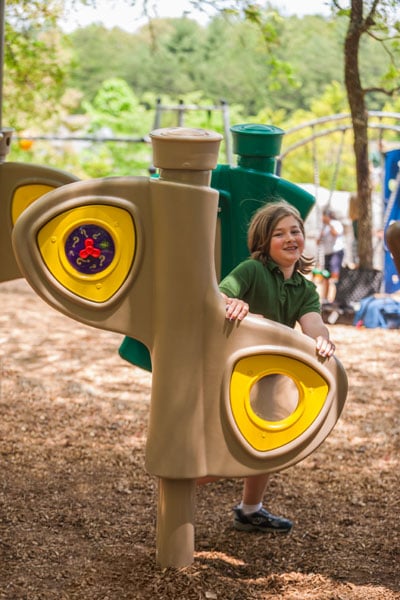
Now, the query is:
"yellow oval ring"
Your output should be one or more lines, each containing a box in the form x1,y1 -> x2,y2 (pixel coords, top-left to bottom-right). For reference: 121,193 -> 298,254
230,353 -> 329,452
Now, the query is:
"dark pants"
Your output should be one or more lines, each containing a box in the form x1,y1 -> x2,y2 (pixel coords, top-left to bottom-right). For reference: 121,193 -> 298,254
324,250 -> 344,276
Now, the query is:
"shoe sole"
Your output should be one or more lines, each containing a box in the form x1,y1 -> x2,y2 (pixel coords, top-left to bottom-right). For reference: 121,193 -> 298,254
233,522 -> 292,533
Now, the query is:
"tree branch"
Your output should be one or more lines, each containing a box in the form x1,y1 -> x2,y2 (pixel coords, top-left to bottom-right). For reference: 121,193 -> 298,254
366,29 -> 400,68
363,85 -> 400,96
361,0 -> 380,33
365,0 -> 380,21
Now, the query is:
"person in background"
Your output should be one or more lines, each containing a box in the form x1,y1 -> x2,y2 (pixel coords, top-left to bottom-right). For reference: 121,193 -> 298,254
348,193 -> 359,265
317,208 -> 345,302
209,199 -> 336,534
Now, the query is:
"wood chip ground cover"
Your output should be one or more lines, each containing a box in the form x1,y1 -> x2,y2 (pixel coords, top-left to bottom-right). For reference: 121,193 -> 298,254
0,280 -> 398,599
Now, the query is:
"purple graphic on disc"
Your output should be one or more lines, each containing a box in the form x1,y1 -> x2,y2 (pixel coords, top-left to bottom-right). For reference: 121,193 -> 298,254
65,224 -> 115,274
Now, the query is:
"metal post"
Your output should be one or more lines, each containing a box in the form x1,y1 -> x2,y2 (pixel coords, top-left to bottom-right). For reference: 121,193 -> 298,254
153,97 -> 162,130
221,99 -> 233,165
178,99 -> 184,127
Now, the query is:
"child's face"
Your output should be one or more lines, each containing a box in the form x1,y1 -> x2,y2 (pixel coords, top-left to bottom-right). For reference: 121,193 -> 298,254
269,215 -> 305,269
322,213 -> 331,224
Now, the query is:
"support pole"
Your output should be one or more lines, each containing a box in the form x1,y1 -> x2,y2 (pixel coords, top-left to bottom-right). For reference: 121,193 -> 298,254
156,478 -> 196,568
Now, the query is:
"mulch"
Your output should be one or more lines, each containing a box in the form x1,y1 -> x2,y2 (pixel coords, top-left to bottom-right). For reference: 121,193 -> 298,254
0,279 -> 398,599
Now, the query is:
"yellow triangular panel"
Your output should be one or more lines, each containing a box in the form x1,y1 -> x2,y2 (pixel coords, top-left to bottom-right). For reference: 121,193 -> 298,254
37,204 -> 136,302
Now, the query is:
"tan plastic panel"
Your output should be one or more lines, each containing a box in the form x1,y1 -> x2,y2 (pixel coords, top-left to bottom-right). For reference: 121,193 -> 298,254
0,162 -> 78,282
12,128 -> 347,479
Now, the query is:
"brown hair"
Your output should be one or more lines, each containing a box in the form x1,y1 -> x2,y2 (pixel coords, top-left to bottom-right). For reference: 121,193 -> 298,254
247,199 -> 315,274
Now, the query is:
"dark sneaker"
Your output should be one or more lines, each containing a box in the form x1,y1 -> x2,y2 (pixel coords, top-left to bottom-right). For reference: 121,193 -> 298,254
233,506 -> 293,533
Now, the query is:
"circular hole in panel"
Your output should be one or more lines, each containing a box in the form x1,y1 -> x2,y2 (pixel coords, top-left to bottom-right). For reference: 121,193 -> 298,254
249,374 -> 299,422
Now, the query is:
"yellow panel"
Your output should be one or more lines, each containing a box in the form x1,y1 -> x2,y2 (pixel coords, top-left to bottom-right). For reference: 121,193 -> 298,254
230,354 -> 329,452
12,184 -> 55,224
37,204 -> 136,303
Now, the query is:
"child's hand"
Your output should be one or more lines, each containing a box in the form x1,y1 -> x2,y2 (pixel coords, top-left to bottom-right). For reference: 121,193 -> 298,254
315,336 -> 336,358
223,295 -> 249,321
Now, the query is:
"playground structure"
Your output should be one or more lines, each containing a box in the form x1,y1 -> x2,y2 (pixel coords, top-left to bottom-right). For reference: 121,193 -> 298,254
381,209 -> 400,328
11,109 -> 400,288
279,113 -> 400,288
5,0 -> 400,567
119,123 -> 318,371
0,0 -> 350,569
386,219 -> 400,277
0,4 -> 351,559
5,126 -> 348,567
383,149 -> 400,292
0,155 -> 78,283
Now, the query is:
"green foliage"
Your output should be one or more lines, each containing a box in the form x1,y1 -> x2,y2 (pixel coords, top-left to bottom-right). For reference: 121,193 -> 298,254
4,1 -> 71,131
66,24 -> 143,102
10,138 -> 90,179
69,77 -> 154,176
79,141 -> 153,177
309,81 -> 348,116
65,13 -> 297,115
4,1 -> 400,186
83,77 -> 151,134
263,82 -> 355,191
62,4 -> 399,118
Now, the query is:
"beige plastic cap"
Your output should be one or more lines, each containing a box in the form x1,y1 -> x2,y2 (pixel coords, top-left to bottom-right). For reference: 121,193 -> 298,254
150,127 -> 223,171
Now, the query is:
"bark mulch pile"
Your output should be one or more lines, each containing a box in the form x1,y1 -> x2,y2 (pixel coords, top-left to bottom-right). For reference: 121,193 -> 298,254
0,280 -> 398,599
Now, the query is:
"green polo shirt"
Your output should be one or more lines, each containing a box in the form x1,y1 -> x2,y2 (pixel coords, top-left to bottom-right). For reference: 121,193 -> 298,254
219,258 -> 320,328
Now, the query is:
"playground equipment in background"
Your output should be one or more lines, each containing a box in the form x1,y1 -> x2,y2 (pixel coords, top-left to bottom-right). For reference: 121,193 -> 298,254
12,127 -> 348,568
386,220 -> 400,277
119,123 -> 316,372
383,149 -> 400,293
353,220 -> 400,329
280,112 -> 400,297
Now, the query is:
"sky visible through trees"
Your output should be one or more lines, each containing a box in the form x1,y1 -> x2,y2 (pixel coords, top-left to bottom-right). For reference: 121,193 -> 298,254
63,0 -> 332,33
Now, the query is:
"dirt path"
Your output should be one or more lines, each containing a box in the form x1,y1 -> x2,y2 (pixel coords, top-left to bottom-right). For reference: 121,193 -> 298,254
0,280 -> 398,599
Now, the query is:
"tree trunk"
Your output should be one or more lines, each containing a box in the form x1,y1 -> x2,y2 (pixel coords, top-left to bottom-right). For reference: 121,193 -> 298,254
344,0 -> 374,269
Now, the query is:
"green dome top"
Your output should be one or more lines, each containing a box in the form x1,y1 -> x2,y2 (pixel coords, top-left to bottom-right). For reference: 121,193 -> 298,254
230,123 -> 284,158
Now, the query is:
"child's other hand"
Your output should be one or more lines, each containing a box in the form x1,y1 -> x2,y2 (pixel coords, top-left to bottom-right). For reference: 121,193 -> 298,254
315,336 -> 336,358
223,296 -> 249,321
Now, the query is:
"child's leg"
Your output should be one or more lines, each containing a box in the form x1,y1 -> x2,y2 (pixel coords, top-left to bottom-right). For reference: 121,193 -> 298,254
241,473 -> 270,508
321,254 -> 332,301
321,276 -> 330,301
233,474 -> 292,532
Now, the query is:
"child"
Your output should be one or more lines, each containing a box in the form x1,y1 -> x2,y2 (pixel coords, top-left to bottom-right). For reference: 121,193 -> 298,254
219,200 -> 336,533
316,208 -> 345,302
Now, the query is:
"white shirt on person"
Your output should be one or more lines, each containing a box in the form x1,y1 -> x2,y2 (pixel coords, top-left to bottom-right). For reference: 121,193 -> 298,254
319,219 -> 344,255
